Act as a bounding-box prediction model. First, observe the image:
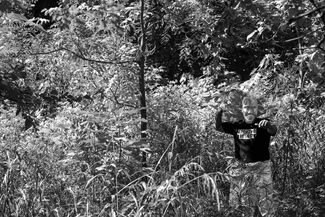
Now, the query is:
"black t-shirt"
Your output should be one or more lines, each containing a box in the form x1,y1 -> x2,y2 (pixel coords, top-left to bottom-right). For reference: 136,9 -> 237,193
221,118 -> 275,163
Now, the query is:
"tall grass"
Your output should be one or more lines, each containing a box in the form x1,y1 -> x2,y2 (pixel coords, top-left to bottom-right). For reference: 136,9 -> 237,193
1,74 -> 325,216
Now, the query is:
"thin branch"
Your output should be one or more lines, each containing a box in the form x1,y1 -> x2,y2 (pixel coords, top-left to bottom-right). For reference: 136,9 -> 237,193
283,35 -> 305,43
308,0 -> 325,26
29,47 -> 133,65
76,40 -> 87,59
109,88 -> 136,108
317,36 -> 325,53
307,0 -> 325,53
282,27 -> 323,43
288,5 -> 325,24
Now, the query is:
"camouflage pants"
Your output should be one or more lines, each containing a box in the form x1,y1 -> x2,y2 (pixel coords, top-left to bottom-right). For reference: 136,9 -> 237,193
228,160 -> 274,217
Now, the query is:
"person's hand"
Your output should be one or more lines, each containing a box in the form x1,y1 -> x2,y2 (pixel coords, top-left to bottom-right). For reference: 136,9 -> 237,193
258,120 -> 269,129
257,119 -> 277,135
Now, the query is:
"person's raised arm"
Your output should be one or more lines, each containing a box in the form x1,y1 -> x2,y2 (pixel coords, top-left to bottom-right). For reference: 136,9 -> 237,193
215,109 -> 235,134
215,109 -> 224,132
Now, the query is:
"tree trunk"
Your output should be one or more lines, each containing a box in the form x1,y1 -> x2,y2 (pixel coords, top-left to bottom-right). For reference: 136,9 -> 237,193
139,0 -> 147,167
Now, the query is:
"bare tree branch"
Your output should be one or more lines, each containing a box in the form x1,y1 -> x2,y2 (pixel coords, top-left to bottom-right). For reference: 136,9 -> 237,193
308,0 -> 325,26
288,5 -> 325,24
283,28 -> 323,43
29,47 -> 133,65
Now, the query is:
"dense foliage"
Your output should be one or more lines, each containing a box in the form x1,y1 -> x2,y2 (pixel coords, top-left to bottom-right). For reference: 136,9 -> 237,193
0,0 -> 325,216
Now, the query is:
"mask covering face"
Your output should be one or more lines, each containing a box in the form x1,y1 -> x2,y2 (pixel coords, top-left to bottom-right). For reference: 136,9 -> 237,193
242,97 -> 258,124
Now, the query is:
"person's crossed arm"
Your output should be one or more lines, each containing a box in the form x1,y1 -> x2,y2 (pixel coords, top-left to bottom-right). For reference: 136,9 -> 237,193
258,120 -> 277,135
216,108 -> 277,135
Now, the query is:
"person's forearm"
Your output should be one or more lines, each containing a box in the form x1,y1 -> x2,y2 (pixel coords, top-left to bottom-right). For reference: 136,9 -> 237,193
267,122 -> 277,135
215,110 -> 224,132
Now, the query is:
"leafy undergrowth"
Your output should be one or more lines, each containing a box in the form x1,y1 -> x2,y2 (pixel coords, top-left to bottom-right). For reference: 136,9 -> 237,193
1,0 -> 325,216
1,69 -> 325,216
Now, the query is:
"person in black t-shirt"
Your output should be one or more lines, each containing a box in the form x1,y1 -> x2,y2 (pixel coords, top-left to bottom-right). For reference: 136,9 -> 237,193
215,95 -> 277,217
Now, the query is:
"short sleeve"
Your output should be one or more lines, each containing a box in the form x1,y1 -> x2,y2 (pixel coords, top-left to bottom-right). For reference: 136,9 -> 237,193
221,122 -> 236,135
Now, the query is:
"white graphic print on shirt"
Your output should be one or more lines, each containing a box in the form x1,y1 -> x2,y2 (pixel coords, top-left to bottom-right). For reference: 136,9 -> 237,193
237,129 -> 257,140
